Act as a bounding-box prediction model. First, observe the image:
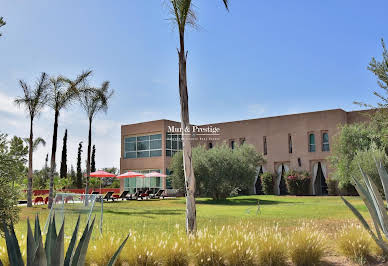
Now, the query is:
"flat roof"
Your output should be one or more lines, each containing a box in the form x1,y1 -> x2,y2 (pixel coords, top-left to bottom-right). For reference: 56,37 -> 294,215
121,108 -> 370,128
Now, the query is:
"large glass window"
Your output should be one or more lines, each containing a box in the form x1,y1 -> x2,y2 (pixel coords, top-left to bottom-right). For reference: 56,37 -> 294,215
322,132 -> 330,151
124,134 -> 162,159
309,133 -> 316,152
166,133 -> 183,157
123,169 -> 162,192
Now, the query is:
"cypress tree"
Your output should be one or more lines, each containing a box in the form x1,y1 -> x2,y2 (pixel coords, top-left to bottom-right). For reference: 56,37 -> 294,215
60,129 -> 68,178
69,165 -> 76,187
91,145 -> 96,173
76,141 -> 83,188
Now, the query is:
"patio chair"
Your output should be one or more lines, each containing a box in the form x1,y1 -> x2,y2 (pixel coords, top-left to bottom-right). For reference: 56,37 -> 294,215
33,197 -> 44,205
130,190 -> 143,200
91,191 -> 100,195
150,189 -> 165,199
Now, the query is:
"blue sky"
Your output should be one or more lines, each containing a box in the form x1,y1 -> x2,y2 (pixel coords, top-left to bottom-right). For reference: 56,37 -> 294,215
0,0 -> 387,169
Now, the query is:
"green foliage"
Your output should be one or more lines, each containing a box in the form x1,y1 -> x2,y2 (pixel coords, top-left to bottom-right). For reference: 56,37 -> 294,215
76,142 -> 83,189
60,130 -> 67,179
91,145 -> 96,173
0,133 -> 26,234
261,172 -> 274,195
285,170 -> 311,196
1,214 -> 128,266
329,123 -> 386,189
169,143 -> 264,200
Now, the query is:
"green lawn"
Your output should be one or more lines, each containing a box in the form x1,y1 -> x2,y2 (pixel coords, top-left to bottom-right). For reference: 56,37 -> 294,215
15,195 -> 368,238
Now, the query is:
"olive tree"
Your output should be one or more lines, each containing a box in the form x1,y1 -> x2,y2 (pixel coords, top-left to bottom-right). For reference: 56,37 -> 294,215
170,143 -> 264,200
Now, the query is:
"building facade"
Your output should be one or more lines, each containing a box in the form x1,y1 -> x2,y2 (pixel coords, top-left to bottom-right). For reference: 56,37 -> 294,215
120,109 -> 370,195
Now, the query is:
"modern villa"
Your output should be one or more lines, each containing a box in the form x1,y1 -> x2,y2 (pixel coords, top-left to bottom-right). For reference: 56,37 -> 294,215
120,108 -> 371,195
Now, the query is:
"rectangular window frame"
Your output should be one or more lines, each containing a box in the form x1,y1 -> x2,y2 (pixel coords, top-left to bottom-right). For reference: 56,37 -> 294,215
308,132 -> 316,152
322,131 -> 330,152
166,133 -> 183,157
263,136 -> 267,155
124,133 -> 162,159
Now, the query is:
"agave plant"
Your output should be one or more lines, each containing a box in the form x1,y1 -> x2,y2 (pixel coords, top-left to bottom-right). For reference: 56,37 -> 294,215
0,214 -> 128,266
341,161 -> 388,255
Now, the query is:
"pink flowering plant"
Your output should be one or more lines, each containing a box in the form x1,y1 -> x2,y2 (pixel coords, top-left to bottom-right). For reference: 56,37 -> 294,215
285,170 -> 311,195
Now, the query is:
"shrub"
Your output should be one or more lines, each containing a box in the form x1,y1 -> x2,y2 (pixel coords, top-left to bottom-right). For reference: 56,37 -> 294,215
285,170 -> 310,195
337,224 -> 373,265
288,223 -> 325,266
170,143 -> 265,200
256,227 -> 287,266
327,178 -> 339,196
261,172 -> 274,195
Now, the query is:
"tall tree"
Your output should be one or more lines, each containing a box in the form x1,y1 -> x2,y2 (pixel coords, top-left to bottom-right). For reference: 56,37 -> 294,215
46,71 -> 91,209
0,17 -> 5,37
60,129 -> 68,179
167,0 -> 229,234
78,83 -> 113,196
91,144 -> 96,173
76,142 -> 83,189
69,165 -> 76,188
14,73 -> 49,207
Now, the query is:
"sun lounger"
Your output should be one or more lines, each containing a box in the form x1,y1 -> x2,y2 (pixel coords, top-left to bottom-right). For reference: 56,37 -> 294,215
101,191 -> 115,201
117,190 -> 129,200
150,189 -> 165,199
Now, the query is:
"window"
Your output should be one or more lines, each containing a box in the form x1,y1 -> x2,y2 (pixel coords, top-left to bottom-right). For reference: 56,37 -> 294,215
308,133 -> 316,152
124,134 -> 162,159
208,142 -> 213,149
322,132 -> 330,151
288,134 -> 292,154
124,169 -> 162,193
166,133 -> 183,157
230,140 -> 235,150
240,138 -> 246,145
263,136 -> 267,155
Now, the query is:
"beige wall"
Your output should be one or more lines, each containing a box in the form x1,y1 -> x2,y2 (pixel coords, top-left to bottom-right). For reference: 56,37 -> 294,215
120,109 -> 370,193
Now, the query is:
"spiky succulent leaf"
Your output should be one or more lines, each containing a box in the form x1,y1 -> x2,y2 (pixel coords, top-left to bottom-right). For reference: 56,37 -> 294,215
51,220 -> 65,266
107,234 -> 130,266
352,176 -> 383,239
64,216 -> 80,266
71,217 -> 95,266
27,218 -> 38,265
3,223 -> 24,266
0,258 -> 3,266
33,234 -> 47,266
375,160 -> 388,208
359,167 -> 388,235
34,214 -> 42,244
45,213 -> 58,264
341,196 -> 377,240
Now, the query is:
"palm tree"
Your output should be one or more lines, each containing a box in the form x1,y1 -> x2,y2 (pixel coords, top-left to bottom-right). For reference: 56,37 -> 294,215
167,0 -> 229,234
23,137 -> 46,151
46,71 -> 91,209
15,73 -> 49,207
78,82 -> 113,197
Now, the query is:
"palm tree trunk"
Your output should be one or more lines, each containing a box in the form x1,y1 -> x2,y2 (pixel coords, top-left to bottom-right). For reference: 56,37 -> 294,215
85,117 -> 92,198
48,110 -> 59,209
178,31 -> 197,234
27,117 -> 34,207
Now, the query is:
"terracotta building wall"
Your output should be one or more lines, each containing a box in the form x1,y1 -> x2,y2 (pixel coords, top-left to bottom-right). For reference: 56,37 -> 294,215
120,109 -> 370,194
